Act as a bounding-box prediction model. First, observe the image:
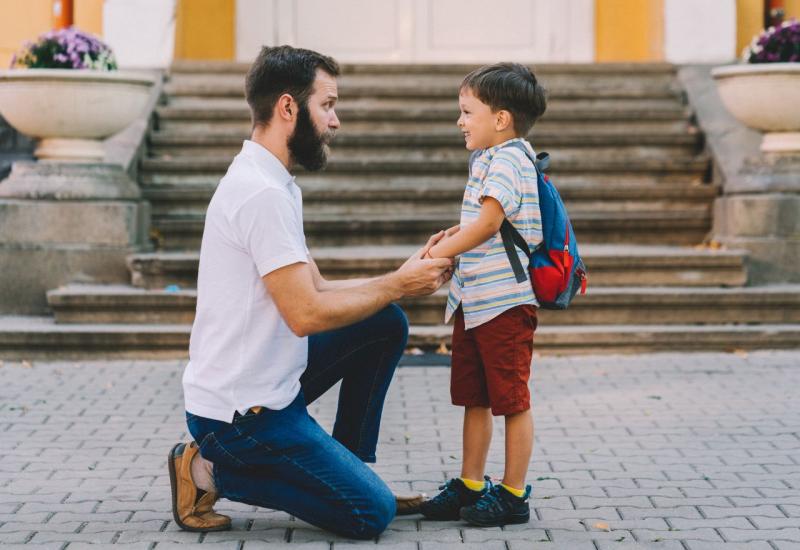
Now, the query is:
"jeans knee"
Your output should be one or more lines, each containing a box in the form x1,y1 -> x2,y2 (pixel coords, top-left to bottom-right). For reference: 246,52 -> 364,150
382,303 -> 409,349
344,489 -> 395,539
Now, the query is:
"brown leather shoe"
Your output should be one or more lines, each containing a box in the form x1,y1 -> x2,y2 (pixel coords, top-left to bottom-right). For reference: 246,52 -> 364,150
168,442 -> 232,532
395,492 -> 426,515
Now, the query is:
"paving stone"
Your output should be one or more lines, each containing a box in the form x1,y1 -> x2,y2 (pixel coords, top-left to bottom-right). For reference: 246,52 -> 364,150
1,351 -> 798,546
595,543 -> 684,550
685,543 -> 775,550
718,528 -> 800,542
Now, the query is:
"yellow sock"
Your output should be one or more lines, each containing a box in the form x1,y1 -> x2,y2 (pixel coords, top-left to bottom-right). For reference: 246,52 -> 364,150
460,477 -> 486,492
501,483 -> 526,498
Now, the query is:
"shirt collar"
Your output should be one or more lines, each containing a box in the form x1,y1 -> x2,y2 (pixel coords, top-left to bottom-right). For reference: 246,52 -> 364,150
484,137 -> 529,157
240,140 -> 295,187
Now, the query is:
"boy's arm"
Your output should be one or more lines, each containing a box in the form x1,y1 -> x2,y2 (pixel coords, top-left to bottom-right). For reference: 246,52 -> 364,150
426,197 -> 505,259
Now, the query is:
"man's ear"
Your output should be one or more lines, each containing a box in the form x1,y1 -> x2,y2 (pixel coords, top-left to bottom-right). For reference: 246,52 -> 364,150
277,93 -> 296,122
495,110 -> 512,132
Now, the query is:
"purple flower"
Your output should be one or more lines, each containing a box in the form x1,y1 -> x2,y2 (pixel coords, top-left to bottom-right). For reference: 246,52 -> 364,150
11,25 -> 117,70
746,18 -> 800,63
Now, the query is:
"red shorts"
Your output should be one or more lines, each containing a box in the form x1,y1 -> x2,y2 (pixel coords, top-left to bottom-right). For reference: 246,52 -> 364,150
450,304 -> 538,416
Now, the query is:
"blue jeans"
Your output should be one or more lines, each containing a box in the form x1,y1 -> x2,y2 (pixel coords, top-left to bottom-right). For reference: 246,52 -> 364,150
185,304 -> 409,539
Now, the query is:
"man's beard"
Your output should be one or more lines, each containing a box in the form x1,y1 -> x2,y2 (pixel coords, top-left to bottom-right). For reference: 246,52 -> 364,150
287,103 -> 333,172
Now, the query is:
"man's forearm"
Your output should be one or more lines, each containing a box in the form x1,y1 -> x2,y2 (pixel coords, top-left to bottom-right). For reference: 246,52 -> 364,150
302,274 -> 404,336
318,276 -> 379,292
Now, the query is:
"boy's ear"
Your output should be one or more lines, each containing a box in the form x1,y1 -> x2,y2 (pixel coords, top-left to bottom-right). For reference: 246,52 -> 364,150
495,110 -> 512,132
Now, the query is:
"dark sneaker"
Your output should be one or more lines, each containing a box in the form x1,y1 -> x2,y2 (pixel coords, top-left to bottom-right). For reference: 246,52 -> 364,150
459,484 -> 531,527
418,477 -> 489,520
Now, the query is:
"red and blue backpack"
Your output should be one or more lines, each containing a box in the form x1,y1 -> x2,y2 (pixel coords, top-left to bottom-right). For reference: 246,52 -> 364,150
473,142 -> 588,310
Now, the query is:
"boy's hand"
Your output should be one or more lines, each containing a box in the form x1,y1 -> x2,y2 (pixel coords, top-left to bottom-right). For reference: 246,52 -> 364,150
426,225 -> 460,259
394,233 -> 454,297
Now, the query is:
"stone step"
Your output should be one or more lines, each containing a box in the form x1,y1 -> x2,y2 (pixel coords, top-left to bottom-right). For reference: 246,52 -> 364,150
4,316 -> 799,359
140,155 -> 709,180
156,118 -> 692,136
45,284 -> 800,327
141,171 -> 704,190
149,127 -> 701,149
128,245 -> 748,290
151,141 -> 698,160
164,73 -> 682,100
157,97 -> 688,123
169,61 -> 679,76
141,179 -> 718,217
147,145 -> 704,164
149,209 -> 711,250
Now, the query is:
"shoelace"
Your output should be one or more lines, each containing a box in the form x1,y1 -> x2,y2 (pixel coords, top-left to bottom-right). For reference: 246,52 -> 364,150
473,486 -> 508,514
431,479 -> 462,505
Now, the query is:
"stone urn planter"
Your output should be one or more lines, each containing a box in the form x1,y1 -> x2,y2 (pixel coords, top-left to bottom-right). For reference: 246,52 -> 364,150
711,63 -> 800,153
0,69 -> 155,161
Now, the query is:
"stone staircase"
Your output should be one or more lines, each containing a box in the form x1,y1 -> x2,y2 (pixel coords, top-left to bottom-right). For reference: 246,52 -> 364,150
4,62 -> 800,358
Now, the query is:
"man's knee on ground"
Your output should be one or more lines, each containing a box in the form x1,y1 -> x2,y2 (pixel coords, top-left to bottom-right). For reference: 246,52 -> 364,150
337,487 -> 396,539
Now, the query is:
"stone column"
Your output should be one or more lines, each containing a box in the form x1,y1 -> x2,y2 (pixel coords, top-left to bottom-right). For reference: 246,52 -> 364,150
712,155 -> 800,284
0,161 -> 151,314
678,66 -> 800,286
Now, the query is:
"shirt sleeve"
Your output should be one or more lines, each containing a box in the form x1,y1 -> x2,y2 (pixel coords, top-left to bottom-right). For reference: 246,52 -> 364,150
478,151 -> 523,217
231,188 -> 308,277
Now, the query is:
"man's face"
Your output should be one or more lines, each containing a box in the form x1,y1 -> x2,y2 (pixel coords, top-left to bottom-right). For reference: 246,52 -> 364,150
287,69 -> 340,171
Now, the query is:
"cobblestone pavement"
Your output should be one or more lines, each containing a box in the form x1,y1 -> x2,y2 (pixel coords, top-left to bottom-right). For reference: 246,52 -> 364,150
1,351 -> 799,549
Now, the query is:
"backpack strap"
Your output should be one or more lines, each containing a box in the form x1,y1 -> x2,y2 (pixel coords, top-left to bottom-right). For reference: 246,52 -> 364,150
496,141 -> 548,283
500,219 -> 530,283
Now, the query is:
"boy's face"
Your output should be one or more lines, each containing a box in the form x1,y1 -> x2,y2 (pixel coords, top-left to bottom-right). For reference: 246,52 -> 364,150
457,87 -> 500,151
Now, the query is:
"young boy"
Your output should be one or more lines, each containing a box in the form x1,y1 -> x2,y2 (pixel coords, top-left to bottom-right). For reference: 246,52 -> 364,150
417,63 -> 547,527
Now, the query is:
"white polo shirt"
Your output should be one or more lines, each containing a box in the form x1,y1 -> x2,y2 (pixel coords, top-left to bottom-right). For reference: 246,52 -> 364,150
182,140 -> 309,423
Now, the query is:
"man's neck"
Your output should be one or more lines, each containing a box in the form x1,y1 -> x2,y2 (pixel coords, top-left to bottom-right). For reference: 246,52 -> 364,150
250,127 -> 292,171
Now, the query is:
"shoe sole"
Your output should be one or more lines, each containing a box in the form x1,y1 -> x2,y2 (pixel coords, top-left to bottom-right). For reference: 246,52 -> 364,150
460,509 -> 530,527
168,443 -> 231,533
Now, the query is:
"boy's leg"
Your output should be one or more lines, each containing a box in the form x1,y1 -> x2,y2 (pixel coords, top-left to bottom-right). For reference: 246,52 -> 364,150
185,394 -> 396,540
302,303 -> 408,462
457,304 -> 537,527
461,406 -> 492,481
419,307 -> 491,520
503,409 -> 534,490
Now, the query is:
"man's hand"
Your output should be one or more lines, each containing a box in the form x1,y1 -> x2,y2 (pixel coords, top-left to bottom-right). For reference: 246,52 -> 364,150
392,231 -> 454,298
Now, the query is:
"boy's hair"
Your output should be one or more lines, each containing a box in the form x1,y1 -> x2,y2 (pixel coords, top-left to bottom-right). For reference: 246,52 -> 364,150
460,63 -> 547,136
245,45 -> 340,128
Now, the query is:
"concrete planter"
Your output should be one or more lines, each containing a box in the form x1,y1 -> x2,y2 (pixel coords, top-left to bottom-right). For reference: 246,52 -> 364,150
0,69 -> 155,161
712,63 -> 800,153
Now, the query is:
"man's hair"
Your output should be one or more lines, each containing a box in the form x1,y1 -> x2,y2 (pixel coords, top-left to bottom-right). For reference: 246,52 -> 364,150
460,62 -> 547,136
245,45 -> 340,128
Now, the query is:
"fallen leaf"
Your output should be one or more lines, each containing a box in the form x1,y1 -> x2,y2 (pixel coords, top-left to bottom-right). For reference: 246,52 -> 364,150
405,347 -> 425,356
732,349 -> 748,358
21,360 -> 32,369
435,342 -> 450,355
594,522 -> 611,532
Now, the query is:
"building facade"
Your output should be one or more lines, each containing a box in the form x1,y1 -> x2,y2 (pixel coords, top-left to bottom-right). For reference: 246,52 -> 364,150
1,0 -> 799,68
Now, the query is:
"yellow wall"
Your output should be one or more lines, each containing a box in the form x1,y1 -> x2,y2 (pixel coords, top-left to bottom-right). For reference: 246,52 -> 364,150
174,0 -> 235,60
595,0 -> 664,62
0,0 -> 53,67
787,0 -> 800,19
74,0 -> 104,37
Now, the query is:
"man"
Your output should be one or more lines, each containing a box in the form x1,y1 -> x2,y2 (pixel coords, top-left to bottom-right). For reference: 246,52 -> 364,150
167,45 -> 454,540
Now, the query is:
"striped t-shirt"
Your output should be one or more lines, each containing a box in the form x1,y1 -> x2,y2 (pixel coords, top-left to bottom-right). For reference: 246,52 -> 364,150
445,138 -> 543,330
